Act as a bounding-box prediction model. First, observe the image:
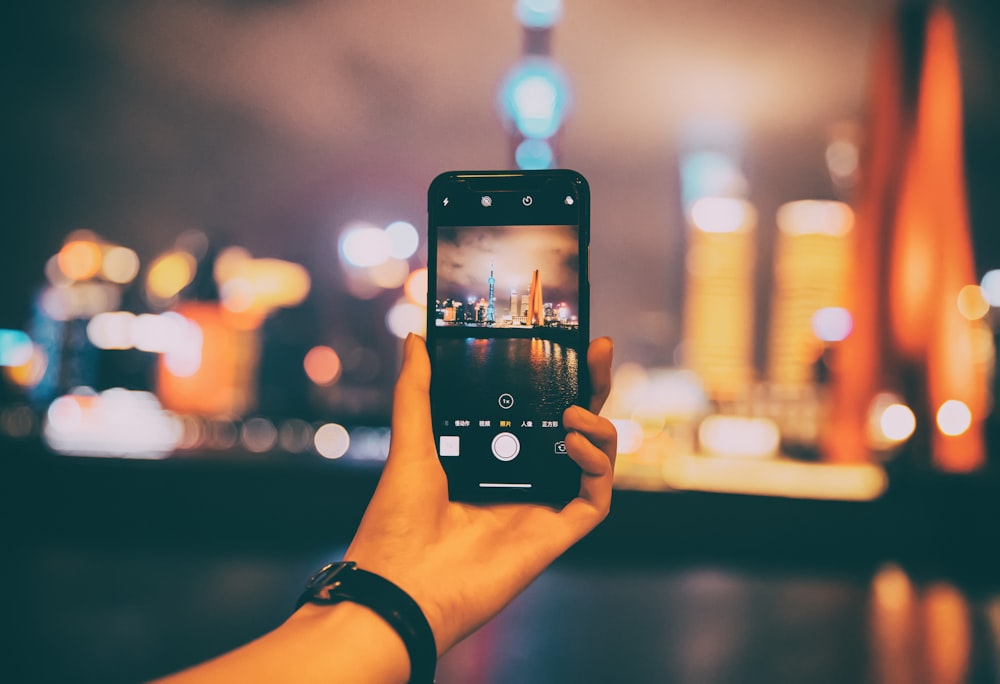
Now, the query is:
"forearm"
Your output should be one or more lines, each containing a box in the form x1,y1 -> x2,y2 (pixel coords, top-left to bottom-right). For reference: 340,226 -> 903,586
155,602 -> 411,684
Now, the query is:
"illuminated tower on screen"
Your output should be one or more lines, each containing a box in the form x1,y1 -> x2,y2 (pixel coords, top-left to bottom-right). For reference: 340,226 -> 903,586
527,269 -> 544,326
486,260 -> 496,324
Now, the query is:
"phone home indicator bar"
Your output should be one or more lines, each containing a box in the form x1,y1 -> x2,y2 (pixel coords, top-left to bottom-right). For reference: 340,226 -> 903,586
479,482 -> 533,489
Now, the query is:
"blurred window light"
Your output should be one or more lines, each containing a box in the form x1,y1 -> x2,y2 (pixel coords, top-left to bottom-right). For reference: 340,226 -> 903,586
0,330 -> 33,367
386,221 -> 419,260
690,197 -> 754,233
369,258 -> 410,290
981,269 -> 1000,306
515,0 -> 562,28
100,246 -> 140,284
304,345 -> 342,386
315,423 -> 350,459
241,417 -> 278,453
147,250 -> 196,301
956,284 -> 989,320
340,222 -> 392,268
776,200 -> 854,237
611,419 -> 643,455
386,300 -> 426,339
43,388 -> 182,458
811,307 -> 854,343
404,268 -> 428,305
698,415 -> 780,458
515,138 -> 554,170
87,311 -> 136,350
58,239 -> 103,281
499,58 -> 570,140
936,400 -> 972,437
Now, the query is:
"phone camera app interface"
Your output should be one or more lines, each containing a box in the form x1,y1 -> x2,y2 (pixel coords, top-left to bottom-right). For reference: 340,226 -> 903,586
432,223 -> 582,488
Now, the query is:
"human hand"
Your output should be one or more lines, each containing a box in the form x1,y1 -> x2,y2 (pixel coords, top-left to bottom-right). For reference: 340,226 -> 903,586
342,333 -> 616,655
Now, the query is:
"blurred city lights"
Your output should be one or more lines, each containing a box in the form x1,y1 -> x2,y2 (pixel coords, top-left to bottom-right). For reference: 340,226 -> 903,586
661,455 -> 888,501
340,222 -> 392,268
87,311 -> 137,350
515,0 -> 562,28
499,58 -> 570,140
386,221 -> 419,260
956,284 -> 989,320
348,426 -> 391,460
146,250 -> 196,302
825,139 -> 860,181
386,300 -> 426,339
369,258 -> 410,290
690,197 -> 754,233
43,388 -> 182,458
776,200 -> 854,237
278,419 -> 314,453
936,400 -> 972,437
404,268 -> 428,305
39,282 -> 120,321
697,415 -> 780,458
880,403 -> 917,443
3,346 -> 47,389
611,419 -> 643,455
515,138 -> 554,170
314,422 -> 350,459
304,345 -> 342,386
811,307 -> 854,342
679,151 -> 747,207
45,255 -> 73,287
980,269 -> 1000,306
100,246 -> 140,284
1,404 -> 36,438
57,239 -> 103,281
0,330 -> 33,366
241,417 -> 278,453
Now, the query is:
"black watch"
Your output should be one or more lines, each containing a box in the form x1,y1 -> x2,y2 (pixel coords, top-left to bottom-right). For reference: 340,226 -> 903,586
296,561 -> 437,683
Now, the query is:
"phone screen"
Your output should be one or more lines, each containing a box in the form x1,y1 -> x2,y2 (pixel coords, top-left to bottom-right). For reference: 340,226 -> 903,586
426,170 -> 590,504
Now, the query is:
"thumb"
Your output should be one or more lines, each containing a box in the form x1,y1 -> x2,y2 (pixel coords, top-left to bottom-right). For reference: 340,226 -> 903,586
388,333 -> 437,464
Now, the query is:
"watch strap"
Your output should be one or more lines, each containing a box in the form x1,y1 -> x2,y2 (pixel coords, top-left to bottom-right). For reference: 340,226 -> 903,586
297,561 -> 437,683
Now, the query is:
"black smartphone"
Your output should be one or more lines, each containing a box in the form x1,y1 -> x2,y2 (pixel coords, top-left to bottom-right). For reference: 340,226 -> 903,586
426,170 -> 590,505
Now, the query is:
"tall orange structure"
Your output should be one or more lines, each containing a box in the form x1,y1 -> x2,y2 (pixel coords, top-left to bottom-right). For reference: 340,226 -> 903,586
527,269 -> 544,326
825,2 -> 988,471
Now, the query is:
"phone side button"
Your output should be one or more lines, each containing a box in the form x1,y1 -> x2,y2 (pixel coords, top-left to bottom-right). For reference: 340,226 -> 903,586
491,432 -> 520,461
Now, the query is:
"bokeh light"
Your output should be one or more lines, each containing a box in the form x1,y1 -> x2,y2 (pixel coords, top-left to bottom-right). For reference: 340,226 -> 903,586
880,403 -> 917,442
499,58 -> 570,140
690,197 -> 754,233
386,300 -> 426,339
386,221 -> 419,260
87,311 -> 136,350
811,307 -> 854,342
404,268 -> 428,305
147,250 -> 196,302
698,415 -> 780,458
515,0 -> 562,28
0,330 -> 33,367
101,246 -> 140,284
611,419 -> 643,455
241,417 -> 278,453
278,419 -> 314,453
776,199 -> 854,236
369,258 -> 410,289
515,138 -> 554,170
340,222 -> 392,268
936,400 -> 972,437
315,423 -> 350,459
58,239 -> 103,281
304,345 -> 342,386
980,269 -> 1000,306
956,284 -> 989,320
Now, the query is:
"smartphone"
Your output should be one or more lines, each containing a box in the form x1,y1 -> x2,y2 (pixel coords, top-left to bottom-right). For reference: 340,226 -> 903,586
426,170 -> 590,505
